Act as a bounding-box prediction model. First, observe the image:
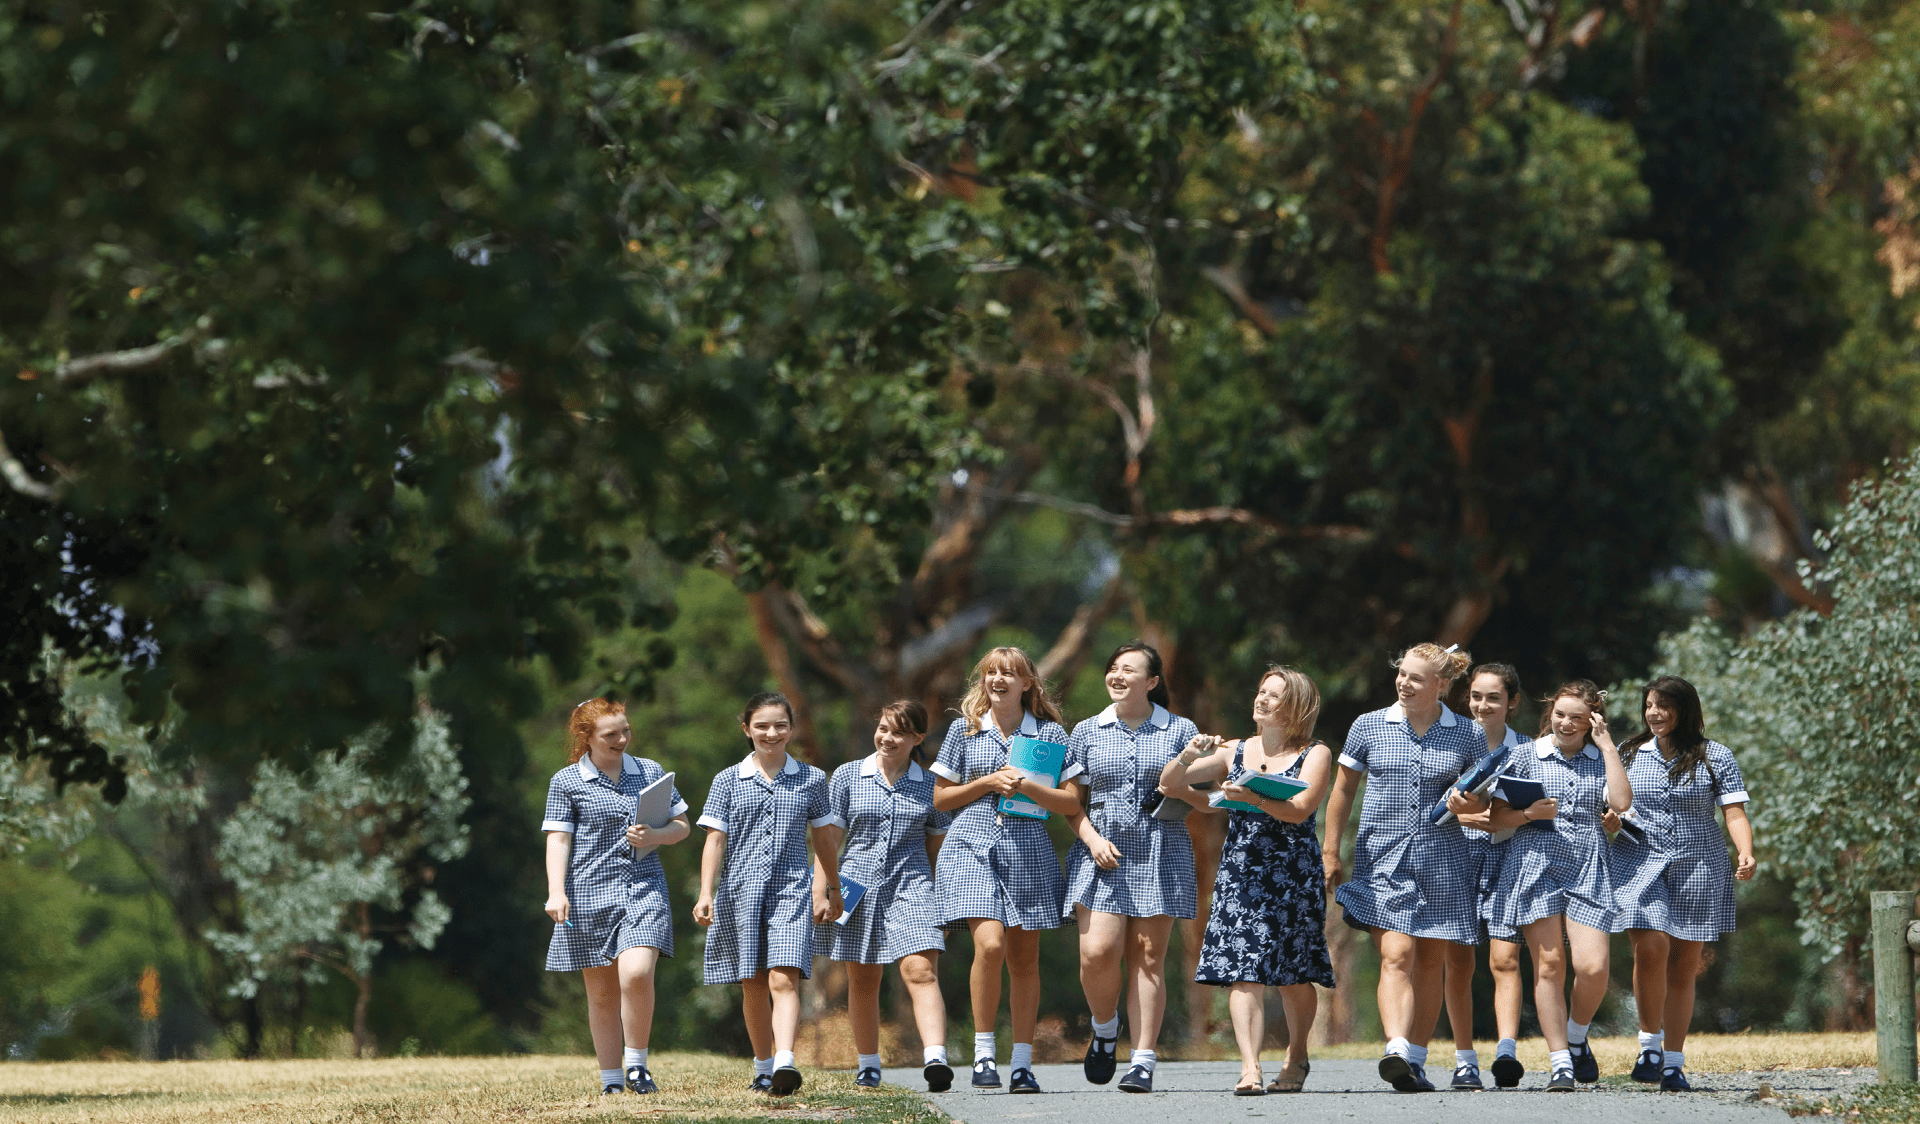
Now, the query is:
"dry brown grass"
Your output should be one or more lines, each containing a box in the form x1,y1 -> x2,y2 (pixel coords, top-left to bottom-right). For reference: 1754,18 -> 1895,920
1294,1031 -> 1876,1072
0,1053 -> 943,1124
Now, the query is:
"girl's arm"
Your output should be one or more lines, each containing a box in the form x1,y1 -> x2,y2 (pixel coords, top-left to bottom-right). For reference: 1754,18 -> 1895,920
692,829 -> 726,926
1592,713 -> 1632,813
1723,802 -> 1757,880
1160,735 -> 1229,807
1485,797 -> 1559,831
810,824 -> 844,922
932,772 -> 1016,812
543,832 -> 572,923
1016,773 -> 1083,817
1320,765 -> 1362,891
1067,779 -> 1122,870
625,814 -> 690,851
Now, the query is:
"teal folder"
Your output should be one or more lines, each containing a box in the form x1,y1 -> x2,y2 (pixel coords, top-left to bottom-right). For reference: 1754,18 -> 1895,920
999,736 -> 1068,820
1209,771 -> 1309,814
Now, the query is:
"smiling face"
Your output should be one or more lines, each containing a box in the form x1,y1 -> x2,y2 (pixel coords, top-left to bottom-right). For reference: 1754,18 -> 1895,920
1468,672 -> 1516,732
981,659 -> 1032,711
1643,690 -> 1677,740
589,713 -> 632,756
1251,673 -> 1286,730
873,714 -> 925,766
1548,695 -> 1594,747
741,704 -> 793,755
1105,651 -> 1159,708
1395,654 -> 1444,711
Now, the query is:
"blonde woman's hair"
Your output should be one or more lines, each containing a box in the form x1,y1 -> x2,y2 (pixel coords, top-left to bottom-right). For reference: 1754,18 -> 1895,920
1396,642 -> 1471,683
958,646 -> 1065,735
1257,666 -> 1322,748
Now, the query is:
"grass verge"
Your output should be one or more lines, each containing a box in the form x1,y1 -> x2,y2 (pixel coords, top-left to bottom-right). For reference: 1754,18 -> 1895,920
1782,1081 -> 1920,1122
0,1052 -> 949,1124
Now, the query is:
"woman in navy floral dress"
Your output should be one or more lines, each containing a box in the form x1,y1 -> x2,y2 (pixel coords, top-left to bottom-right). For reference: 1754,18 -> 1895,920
1168,668 -> 1335,1096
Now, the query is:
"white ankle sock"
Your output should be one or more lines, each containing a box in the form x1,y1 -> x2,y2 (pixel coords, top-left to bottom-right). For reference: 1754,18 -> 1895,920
773,1050 -> 795,1070
624,1047 -> 647,1069
858,1053 -> 882,1073
1548,1049 -> 1571,1074
1496,1037 -> 1517,1059
1407,1044 -> 1429,1067
1456,1049 -> 1478,1068
1091,1012 -> 1120,1039
1131,1048 -> 1157,1073
1664,1049 -> 1684,1071
601,1068 -> 622,1087
755,1057 -> 775,1077
1010,1043 -> 1033,1071
924,1044 -> 948,1065
1385,1036 -> 1411,1059
974,1033 -> 996,1063
1566,1018 -> 1590,1046
1638,1030 -> 1664,1052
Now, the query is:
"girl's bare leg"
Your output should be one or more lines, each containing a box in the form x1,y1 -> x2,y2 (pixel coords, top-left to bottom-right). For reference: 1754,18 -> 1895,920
616,946 -> 660,1050
582,964 -> 623,1071
848,962 -> 885,1057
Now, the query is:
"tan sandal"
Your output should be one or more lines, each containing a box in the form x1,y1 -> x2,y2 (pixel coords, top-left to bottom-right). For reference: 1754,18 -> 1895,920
1233,1068 -> 1265,1096
1266,1060 -> 1309,1093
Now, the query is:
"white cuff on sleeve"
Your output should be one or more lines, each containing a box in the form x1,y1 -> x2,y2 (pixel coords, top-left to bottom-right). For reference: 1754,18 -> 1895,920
1337,753 -> 1364,771
810,814 -> 844,829
669,799 -> 691,818
929,762 -> 963,783
1058,762 -> 1086,784
541,820 -> 574,834
1718,791 -> 1750,807
696,815 -> 727,833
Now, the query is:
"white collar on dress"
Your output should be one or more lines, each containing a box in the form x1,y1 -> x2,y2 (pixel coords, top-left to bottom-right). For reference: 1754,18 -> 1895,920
736,753 -> 802,779
577,754 -> 642,782
981,711 -> 1040,737
1533,737 -> 1600,761
1493,725 -> 1526,751
1094,703 -> 1171,730
1385,701 -> 1460,728
859,754 -> 926,783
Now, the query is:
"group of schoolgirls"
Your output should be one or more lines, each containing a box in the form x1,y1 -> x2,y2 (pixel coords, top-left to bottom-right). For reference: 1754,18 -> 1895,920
537,639 -> 1754,1100
1329,644 -> 1756,1096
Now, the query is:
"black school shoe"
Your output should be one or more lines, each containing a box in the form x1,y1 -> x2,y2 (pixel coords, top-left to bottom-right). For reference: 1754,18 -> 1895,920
924,1061 -> 954,1092
856,1067 -> 882,1089
624,1065 -> 657,1094
1117,1064 -> 1153,1093
1568,1040 -> 1599,1083
972,1058 -> 1002,1088
1660,1067 -> 1692,1092
1490,1054 -> 1524,1088
1450,1063 -> 1484,1090
602,1083 -> 624,1096
749,1073 -> 774,1093
770,1065 -> 804,1096
1084,1035 -> 1119,1084
1631,1049 -> 1663,1083
1377,1053 -> 1422,1093
1009,1067 -> 1042,1094
1546,1069 -> 1576,1092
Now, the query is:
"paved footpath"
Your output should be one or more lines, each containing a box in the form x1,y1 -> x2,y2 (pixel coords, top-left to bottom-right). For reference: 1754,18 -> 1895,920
920,1060 -> 1875,1124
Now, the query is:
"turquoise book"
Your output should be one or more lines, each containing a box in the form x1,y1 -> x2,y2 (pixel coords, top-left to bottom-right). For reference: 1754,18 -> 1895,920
1209,771 -> 1310,814
999,736 -> 1069,820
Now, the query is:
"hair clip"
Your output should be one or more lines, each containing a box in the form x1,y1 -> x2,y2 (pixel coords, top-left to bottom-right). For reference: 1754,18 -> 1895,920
1444,643 -> 1459,653
1597,690 -> 1609,702
572,698 -> 597,712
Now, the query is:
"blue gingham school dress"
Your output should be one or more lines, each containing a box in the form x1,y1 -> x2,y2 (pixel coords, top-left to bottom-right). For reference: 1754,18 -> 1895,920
819,755 -> 952,963
1332,703 -> 1486,943
696,754 -> 839,984
1611,740 -> 1748,940
930,711 -> 1081,930
1194,740 -> 1336,988
1464,725 -> 1530,942
1481,738 -> 1618,938
543,754 -> 690,970
1062,704 -> 1201,920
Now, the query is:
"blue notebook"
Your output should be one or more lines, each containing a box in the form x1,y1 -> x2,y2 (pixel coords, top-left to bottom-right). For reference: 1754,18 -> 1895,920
1493,773 -> 1548,810
833,875 -> 868,925
999,736 -> 1068,820
1428,747 -> 1513,825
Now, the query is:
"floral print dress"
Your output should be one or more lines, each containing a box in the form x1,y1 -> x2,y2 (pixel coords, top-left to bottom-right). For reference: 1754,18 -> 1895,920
1193,740 -> 1337,988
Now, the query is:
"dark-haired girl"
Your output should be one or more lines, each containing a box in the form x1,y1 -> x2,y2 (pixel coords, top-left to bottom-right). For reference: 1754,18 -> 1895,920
932,647 -> 1081,1094
1061,643 -> 1202,1093
542,698 -> 691,1095
1480,681 -> 1629,1092
1446,663 -> 1529,1089
815,701 -> 954,1091
1607,676 -> 1754,1093
694,692 -> 842,1097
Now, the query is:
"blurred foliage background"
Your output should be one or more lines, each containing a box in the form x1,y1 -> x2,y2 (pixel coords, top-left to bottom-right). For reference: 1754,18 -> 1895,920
2,0 -> 1917,1060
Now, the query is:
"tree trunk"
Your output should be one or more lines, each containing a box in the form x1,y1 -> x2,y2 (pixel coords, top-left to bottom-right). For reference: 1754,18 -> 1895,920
352,902 -> 374,1058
